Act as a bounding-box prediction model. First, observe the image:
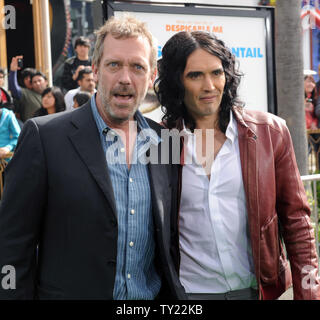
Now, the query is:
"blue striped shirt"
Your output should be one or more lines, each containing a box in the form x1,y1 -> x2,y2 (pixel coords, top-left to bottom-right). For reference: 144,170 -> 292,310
90,96 -> 161,300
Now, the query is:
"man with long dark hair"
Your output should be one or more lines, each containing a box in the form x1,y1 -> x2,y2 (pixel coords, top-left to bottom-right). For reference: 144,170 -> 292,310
155,31 -> 320,300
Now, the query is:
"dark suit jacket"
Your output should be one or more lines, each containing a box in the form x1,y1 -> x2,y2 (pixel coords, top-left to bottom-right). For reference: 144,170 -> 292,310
0,101 -> 186,299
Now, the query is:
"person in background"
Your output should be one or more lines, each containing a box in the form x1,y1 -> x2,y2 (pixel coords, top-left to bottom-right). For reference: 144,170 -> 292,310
72,91 -> 91,109
304,73 -> 319,130
155,30 -> 320,300
0,106 -> 21,161
13,67 -> 37,122
305,71 -> 320,170
64,67 -> 96,111
9,56 -> 48,122
0,105 -> 20,200
0,68 -> 14,110
0,68 -> 23,130
33,86 -> 66,117
20,68 -> 36,90
61,36 -> 92,93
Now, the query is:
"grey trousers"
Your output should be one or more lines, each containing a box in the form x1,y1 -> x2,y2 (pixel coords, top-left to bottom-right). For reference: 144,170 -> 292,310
187,288 -> 259,300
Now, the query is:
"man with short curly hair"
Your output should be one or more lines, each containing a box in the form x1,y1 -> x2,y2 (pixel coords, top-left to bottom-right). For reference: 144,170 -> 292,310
0,14 -> 185,300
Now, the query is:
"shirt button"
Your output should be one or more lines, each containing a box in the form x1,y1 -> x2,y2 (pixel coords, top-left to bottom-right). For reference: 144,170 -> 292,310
129,241 -> 134,247
130,209 -> 135,215
127,273 -> 131,279
129,178 -> 133,183
120,148 -> 125,153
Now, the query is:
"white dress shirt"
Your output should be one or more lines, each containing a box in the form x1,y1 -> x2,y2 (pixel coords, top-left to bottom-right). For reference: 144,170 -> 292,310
179,111 -> 257,293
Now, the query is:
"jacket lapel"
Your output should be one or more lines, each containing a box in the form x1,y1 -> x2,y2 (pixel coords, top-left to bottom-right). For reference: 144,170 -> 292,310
148,163 -> 171,242
145,121 -> 172,242
68,102 -> 117,218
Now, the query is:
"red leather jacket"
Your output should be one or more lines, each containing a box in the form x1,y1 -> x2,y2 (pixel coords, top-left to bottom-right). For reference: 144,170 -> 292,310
175,106 -> 320,300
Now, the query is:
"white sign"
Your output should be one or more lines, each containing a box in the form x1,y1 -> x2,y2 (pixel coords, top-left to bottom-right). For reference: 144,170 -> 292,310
115,10 -> 270,114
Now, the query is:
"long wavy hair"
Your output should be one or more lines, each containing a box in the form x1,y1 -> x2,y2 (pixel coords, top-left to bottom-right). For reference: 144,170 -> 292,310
154,31 -> 243,132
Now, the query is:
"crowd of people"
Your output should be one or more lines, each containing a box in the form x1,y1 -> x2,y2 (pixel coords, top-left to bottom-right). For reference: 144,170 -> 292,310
304,70 -> 320,169
304,71 -> 319,130
0,68 -> 20,162
0,15 -> 319,301
0,36 -> 95,161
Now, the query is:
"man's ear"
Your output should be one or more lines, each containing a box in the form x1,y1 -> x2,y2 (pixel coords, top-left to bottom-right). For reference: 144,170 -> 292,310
149,67 -> 157,89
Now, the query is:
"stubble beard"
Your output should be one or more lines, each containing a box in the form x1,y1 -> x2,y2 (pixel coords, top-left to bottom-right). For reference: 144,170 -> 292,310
98,82 -> 148,125
97,85 -> 132,124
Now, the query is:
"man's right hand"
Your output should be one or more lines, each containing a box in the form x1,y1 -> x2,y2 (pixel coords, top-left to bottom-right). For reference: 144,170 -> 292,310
10,56 -> 23,72
72,65 -> 85,81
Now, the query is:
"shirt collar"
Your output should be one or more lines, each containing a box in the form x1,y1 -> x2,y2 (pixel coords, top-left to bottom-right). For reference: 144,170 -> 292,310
225,110 -> 238,144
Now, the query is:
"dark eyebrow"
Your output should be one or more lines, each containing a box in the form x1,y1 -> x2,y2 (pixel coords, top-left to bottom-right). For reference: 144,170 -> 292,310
212,68 -> 224,74
186,71 -> 203,78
